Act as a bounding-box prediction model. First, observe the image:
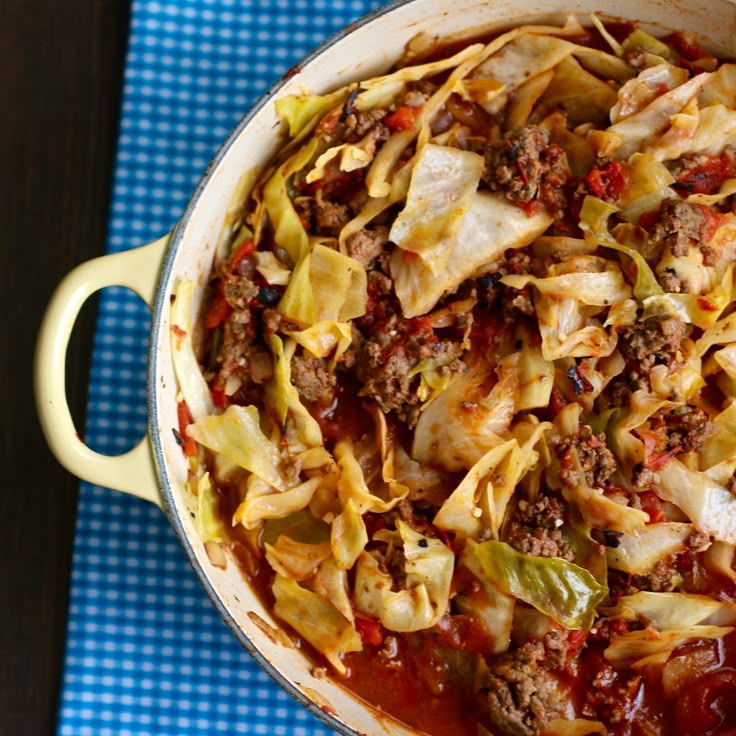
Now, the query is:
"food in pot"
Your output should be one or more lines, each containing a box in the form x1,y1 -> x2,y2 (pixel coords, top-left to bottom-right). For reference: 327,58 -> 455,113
171,14 -> 736,736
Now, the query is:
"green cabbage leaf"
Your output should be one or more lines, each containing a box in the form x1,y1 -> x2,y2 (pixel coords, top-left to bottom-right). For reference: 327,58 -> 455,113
272,574 -> 361,674
473,540 -> 606,629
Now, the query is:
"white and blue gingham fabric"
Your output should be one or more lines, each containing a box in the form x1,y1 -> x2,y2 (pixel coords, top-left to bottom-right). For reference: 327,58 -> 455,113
58,2 -> 384,734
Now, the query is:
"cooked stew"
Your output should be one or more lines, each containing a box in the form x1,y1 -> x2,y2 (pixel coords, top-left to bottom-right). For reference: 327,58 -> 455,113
171,14 -> 736,736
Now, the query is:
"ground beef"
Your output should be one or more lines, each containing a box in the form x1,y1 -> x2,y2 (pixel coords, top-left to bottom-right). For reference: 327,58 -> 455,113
618,313 -> 690,371
582,663 -> 643,724
649,199 -> 711,259
482,125 -> 570,217
345,225 -> 388,266
314,190 -> 351,236
484,639 -> 568,736
554,426 -> 616,489
658,267 -> 685,293
649,405 -> 714,454
344,108 -> 388,139
291,355 -> 337,406
356,314 -> 463,425
223,275 -> 258,310
506,494 -> 575,561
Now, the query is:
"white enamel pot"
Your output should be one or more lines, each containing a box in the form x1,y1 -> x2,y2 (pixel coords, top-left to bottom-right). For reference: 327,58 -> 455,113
34,0 -> 736,733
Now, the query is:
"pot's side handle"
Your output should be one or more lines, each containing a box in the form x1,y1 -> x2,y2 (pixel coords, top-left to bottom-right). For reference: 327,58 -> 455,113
34,234 -> 171,508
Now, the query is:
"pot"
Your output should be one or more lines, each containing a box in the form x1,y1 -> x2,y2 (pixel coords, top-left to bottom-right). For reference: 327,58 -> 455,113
35,0 -> 736,734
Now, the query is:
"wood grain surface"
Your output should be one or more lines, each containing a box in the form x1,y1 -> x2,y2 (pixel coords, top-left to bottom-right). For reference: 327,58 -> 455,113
1,2 -> 131,735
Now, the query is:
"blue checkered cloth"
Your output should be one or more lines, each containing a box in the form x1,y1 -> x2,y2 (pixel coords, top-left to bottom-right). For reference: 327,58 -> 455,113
58,2 -> 384,734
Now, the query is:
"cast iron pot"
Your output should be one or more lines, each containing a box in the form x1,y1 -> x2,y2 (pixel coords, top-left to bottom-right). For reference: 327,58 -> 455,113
35,0 -> 736,733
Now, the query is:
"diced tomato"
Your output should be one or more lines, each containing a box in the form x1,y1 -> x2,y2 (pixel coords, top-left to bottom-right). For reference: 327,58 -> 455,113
674,153 -> 736,196
697,297 -> 719,312
567,629 -> 589,657
638,489 -> 666,524
638,209 -> 660,231
385,105 -> 419,131
204,287 -> 231,329
664,31 -> 710,62
210,383 -> 229,409
698,202 -> 728,239
355,617 -> 384,647
229,237 -> 255,273
176,400 -> 198,457
434,614 -> 496,657
585,160 -> 628,203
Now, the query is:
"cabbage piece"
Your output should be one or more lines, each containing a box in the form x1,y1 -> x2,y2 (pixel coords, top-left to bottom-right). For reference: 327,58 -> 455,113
389,143 -> 484,274
263,137 -> 320,265
702,400 -> 736,470
433,439 -> 519,539
473,33 -> 575,112
331,498 -> 368,571
648,339 -> 705,402
657,459 -> 736,544
606,72 -> 713,159
266,335 -> 323,448
642,267 -> 732,328
608,390 -> 675,476
310,556 -> 354,624
391,444 -> 451,504
696,311 -> 736,357
264,537 -> 332,581
193,473 -> 227,544
335,438 -> 407,514
272,574 -> 361,674
516,325 -> 555,411
279,243 -> 367,327
413,354 -> 519,471
621,27 -> 674,61
364,129 -> 415,199
502,267 -> 631,306
610,64 -> 690,123
679,104 -> 736,158
603,592 -> 725,631
564,483 -> 649,536
275,88 -> 348,138
188,404 -> 285,490
233,476 -> 322,530
504,69 -> 554,131
700,63 -> 736,106
543,112 -> 595,177
618,153 -> 675,224
579,196 -> 664,300
483,420 -> 551,538
604,625 -> 734,669
534,293 -> 617,361
607,523 -> 694,574
473,540 -> 606,630
353,521 -> 454,632
539,55 -> 618,127
643,96 -> 700,161
542,721 -> 607,736
391,189 -> 551,318
285,320 -> 352,360
171,279 -> 216,422
255,251 -> 291,286
704,541 -> 736,584
456,545 -> 515,655
261,509 -> 331,547
688,178 -> 736,207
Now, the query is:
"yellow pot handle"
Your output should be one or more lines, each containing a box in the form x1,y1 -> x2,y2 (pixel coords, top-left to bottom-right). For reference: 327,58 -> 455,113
34,235 -> 170,507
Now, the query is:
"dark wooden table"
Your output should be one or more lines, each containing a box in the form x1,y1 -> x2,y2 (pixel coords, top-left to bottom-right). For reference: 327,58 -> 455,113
2,3 -> 131,735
